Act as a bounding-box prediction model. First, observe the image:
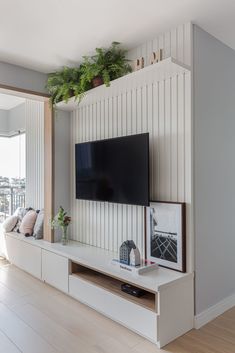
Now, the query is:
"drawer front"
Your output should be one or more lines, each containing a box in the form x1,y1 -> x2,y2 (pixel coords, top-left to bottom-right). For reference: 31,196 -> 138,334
69,275 -> 157,341
5,235 -> 41,279
42,250 -> 68,293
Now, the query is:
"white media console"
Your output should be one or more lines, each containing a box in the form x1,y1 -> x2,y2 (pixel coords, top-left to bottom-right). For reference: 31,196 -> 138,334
3,232 -> 194,348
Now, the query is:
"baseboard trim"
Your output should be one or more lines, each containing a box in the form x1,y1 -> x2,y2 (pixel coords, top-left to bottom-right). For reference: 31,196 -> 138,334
194,293 -> 235,329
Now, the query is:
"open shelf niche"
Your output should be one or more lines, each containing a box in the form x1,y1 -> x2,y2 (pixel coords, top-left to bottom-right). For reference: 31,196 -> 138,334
70,261 -> 157,312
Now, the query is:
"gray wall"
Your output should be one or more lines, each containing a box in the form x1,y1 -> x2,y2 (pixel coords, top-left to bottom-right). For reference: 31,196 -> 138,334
0,110 -> 8,134
194,25 -> 235,314
8,103 -> 26,133
0,104 -> 25,136
0,61 -> 48,95
54,110 -> 71,241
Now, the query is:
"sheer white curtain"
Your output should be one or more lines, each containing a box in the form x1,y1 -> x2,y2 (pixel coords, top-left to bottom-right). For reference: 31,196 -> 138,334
25,100 -> 44,210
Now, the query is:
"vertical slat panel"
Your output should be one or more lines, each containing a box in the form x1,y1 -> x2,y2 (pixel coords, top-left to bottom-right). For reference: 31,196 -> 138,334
131,89 -> 137,134
71,111 -> 75,239
184,23 -> 192,66
25,100 -> 44,210
152,82 -> 159,200
146,40 -> 153,66
177,74 -> 185,201
170,28 -> 178,60
165,78 -> 171,198
126,22 -> 191,67
171,76 -> 178,200
164,31 -> 171,59
142,85 -> 147,132
69,23 -> 192,265
184,72 -> 192,272
158,80 -> 165,200
177,24 -> 185,64
136,88 -> 142,133
113,203 -> 118,252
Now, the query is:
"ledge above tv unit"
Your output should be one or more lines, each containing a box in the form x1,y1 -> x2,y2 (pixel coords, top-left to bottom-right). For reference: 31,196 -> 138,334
4,231 -> 192,292
55,57 -> 191,112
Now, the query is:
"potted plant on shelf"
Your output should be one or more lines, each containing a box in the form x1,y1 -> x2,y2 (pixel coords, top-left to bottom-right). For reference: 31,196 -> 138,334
51,206 -> 71,245
46,42 -> 132,106
80,42 -> 132,88
46,66 -> 86,106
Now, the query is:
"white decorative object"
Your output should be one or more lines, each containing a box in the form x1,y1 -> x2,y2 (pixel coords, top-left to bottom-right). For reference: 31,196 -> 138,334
130,247 -> 141,266
134,57 -> 144,71
111,259 -> 158,276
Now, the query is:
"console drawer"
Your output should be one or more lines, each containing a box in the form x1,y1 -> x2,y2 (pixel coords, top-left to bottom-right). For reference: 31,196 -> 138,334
69,274 -> 157,342
42,250 -> 68,293
5,234 -> 41,279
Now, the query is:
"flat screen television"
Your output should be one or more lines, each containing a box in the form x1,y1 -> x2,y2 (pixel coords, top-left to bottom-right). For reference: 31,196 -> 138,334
75,133 -> 149,206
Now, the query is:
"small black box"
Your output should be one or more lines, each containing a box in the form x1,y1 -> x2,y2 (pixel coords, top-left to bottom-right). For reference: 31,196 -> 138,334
121,283 -> 146,298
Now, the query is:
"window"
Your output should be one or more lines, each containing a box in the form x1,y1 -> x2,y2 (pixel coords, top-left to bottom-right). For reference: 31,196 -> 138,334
0,134 -> 25,222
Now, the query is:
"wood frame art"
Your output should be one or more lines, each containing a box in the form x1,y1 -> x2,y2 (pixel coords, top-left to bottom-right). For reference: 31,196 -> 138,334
146,201 -> 186,272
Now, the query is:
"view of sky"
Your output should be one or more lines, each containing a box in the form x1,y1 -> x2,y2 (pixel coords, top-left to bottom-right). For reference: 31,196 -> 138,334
0,134 -> 26,179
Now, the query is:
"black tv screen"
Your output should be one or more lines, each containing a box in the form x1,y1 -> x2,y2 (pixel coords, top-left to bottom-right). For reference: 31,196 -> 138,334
75,133 -> 149,206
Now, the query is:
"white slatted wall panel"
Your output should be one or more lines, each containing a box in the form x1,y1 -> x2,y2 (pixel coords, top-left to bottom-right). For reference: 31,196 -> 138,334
70,23 -> 192,270
127,23 -> 191,67
25,100 -> 44,210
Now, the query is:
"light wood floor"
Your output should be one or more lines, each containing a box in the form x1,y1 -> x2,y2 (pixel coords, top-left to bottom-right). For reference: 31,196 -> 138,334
0,257 -> 234,353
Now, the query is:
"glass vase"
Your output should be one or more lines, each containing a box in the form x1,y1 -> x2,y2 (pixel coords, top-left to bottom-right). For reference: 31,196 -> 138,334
61,226 -> 68,245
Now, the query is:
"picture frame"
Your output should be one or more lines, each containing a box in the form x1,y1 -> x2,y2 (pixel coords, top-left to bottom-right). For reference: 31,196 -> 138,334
146,201 -> 186,272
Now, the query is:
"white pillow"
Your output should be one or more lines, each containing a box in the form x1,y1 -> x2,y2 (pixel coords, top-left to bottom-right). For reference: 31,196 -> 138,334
33,209 -> 44,239
2,215 -> 18,233
14,207 -> 27,220
19,210 -> 37,236
13,207 -> 28,232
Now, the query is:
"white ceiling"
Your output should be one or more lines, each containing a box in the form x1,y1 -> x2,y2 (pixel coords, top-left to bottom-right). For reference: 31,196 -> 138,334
0,0 -> 235,73
0,93 -> 25,110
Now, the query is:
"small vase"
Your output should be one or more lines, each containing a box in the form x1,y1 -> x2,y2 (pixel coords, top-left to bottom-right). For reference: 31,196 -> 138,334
61,226 -> 68,245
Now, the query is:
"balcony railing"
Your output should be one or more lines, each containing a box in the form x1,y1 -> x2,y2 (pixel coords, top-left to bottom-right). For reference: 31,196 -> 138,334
0,186 -> 25,223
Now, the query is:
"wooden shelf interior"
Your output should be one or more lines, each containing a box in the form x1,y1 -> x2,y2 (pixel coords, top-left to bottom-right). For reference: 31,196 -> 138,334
71,262 -> 157,312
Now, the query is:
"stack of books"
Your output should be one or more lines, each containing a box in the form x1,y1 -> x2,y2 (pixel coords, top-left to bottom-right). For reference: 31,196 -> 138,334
111,259 -> 159,276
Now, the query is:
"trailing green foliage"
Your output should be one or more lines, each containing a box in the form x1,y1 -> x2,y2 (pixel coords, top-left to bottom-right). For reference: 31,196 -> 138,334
46,42 -> 132,106
80,42 -> 132,87
46,67 -> 83,105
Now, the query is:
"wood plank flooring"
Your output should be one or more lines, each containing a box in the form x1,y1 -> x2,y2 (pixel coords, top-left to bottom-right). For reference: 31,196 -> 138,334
0,258 -> 234,353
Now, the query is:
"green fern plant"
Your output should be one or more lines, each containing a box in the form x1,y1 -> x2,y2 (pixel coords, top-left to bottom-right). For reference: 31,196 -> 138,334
46,66 -> 83,105
46,42 -> 132,106
80,42 -> 132,87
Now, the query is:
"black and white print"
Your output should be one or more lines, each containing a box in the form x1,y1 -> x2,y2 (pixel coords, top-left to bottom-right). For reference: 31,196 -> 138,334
146,202 -> 186,272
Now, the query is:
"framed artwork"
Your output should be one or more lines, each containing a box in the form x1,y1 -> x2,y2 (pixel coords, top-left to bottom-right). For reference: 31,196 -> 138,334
146,201 -> 186,272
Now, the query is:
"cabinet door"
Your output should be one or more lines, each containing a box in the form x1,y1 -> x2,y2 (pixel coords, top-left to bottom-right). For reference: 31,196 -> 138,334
69,275 -> 157,342
42,249 -> 68,293
5,235 -> 41,279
